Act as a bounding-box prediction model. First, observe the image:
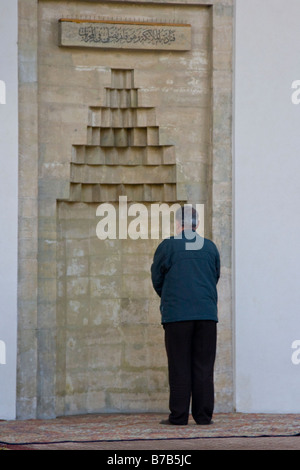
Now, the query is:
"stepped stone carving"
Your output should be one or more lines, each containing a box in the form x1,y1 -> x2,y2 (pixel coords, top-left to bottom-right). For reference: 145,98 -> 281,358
68,69 -> 178,203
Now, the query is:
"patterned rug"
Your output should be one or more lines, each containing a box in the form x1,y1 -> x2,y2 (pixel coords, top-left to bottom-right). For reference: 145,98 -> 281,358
0,413 -> 300,449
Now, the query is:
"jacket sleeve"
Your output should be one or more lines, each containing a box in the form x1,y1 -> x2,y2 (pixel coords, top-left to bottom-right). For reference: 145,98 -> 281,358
151,240 -> 170,297
215,248 -> 221,283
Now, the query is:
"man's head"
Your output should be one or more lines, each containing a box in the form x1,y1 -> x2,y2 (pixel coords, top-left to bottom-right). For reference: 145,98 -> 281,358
175,206 -> 199,234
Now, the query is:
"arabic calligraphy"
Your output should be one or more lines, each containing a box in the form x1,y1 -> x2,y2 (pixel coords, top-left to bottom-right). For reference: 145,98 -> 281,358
59,19 -> 191,51
78,25 -> 176,46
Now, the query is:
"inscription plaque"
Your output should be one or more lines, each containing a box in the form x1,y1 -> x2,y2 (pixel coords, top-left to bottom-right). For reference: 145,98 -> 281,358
59,19 -> 191,51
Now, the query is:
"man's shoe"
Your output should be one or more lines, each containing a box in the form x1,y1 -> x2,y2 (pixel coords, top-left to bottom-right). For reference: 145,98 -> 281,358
160,419 -> 188,426
196,420 -> 214,425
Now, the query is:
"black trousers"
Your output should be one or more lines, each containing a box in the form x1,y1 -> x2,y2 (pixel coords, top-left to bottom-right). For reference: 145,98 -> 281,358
163,320 -> 217,425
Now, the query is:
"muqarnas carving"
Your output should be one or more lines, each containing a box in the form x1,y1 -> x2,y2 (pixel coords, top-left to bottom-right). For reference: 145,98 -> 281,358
69,69 -> 178,203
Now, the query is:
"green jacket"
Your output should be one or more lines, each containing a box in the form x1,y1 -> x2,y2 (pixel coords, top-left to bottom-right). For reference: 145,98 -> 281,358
151,230 -> 220,323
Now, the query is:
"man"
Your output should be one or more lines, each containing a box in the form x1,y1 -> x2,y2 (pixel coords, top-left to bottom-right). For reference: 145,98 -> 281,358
151,206 -> 220,426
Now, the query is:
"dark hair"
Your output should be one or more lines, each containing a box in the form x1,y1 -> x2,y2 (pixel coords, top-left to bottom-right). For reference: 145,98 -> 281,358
176,206 -> 199,230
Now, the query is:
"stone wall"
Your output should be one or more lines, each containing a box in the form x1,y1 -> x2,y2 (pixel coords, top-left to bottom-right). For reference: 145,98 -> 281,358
18,0 -> 233,418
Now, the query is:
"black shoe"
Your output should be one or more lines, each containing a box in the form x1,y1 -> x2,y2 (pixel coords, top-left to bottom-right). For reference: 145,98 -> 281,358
160,419 -> 173,425
160,419 -> 188,426
196,420 -> 214,425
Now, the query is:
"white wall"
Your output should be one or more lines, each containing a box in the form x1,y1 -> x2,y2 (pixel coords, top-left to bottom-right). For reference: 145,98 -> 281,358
234,0 -> 300,412
0,0 -> 18,419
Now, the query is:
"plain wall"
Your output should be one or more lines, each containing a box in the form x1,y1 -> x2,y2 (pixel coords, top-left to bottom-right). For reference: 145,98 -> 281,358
234,0 -> 300,412
0,0 -> 18,419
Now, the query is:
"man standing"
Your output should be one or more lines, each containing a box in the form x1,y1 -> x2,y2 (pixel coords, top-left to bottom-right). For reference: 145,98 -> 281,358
151,206 -> 220,426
